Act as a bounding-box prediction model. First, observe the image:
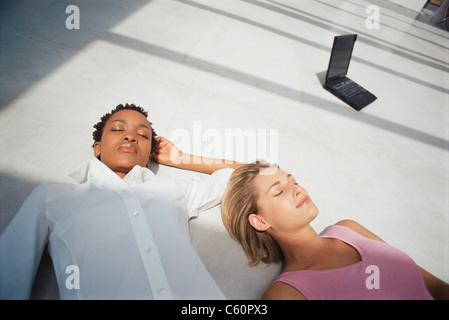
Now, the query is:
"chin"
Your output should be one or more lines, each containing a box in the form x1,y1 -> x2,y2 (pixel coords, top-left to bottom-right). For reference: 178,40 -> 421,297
308,204 -> 319,222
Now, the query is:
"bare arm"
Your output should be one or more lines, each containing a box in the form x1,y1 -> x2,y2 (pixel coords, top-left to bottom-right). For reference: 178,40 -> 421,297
262,281 -> 306,300
418,266 -> 449,300
152,136 -> 243,174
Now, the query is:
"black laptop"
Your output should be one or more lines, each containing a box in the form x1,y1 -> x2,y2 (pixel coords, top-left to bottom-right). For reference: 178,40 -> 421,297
324,34 -> 376,111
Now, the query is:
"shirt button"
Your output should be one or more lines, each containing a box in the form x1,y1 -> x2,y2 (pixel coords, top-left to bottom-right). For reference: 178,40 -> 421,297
132,211 -> 140,218
157,288 -> 166,296
145,246 -> 151,254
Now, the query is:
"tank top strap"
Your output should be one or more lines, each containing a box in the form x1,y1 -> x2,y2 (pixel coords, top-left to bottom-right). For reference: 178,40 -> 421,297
320,224 -> 368,260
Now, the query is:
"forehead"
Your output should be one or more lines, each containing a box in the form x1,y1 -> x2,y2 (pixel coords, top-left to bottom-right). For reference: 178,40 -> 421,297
253,167 -> 286,190
107,109 -> 150,126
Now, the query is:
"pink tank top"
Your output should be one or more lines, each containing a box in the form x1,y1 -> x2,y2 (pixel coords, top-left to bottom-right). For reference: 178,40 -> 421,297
274,225 -> 433,300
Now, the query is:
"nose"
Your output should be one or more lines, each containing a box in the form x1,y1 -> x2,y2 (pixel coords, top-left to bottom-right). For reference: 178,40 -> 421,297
293,185 -> 302,198
124,134 -> 136,143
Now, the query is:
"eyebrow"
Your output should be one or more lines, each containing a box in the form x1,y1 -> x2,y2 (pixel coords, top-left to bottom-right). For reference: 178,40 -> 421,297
266,173 -> 292,194
110,119 -> 151,131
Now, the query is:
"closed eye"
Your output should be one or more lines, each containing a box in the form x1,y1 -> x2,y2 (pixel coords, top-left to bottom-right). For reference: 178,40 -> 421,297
274,190 -> 283,197
274,181 -> 297,197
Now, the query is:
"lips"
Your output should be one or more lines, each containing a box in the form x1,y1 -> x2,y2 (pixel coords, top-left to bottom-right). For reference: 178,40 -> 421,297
117,143 -> 137,153
296,196 -> 311,208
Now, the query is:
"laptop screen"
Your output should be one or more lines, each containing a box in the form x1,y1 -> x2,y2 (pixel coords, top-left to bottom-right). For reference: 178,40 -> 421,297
326,34 -> 357,81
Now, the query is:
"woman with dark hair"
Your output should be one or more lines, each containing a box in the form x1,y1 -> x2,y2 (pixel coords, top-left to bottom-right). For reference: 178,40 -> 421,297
0,103 -> 242,299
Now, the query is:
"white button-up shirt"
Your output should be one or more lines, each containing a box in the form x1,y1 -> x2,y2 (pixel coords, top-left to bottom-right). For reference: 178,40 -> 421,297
0,159 -> 233,299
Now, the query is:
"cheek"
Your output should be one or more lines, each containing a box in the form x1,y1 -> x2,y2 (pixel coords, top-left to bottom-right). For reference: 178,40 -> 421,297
99,134 -> 115,150
141,142 -> 152,157
259,198 -> 291,222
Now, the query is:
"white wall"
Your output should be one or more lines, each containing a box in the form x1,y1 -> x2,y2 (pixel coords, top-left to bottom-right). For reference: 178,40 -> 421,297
387,0 -> 427,12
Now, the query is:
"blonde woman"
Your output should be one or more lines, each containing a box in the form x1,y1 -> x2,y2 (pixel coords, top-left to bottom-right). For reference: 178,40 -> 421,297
221,162 -> 449,300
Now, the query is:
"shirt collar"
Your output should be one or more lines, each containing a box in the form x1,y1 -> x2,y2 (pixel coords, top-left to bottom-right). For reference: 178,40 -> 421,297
69,158 -> 156,186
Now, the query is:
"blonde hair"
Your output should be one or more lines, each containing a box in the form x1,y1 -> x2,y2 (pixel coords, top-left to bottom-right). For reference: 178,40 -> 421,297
221,161 -> 283,266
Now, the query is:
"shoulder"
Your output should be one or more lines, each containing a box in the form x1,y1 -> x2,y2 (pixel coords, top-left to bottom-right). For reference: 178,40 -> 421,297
335,219 -> 385,243
24,182 -> 83,206
262,281 -> 307,300
21,182 -> 54,202
335,219 -> 363,230
40,181 -> 80,196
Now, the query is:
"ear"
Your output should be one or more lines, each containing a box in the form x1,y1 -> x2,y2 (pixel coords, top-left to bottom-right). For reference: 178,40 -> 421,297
94,142 -> 101,159
248,214 -> 271,232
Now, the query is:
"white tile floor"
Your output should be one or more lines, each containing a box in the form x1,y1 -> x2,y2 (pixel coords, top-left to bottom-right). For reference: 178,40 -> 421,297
1,0 -> 448,299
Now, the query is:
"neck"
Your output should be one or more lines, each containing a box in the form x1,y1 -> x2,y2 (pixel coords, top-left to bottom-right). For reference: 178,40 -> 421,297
272,224 -> 329,270
115,171 -> 128,179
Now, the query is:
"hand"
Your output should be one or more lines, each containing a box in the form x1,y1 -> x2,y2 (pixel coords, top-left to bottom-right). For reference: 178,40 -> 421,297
151,136 -> 184,167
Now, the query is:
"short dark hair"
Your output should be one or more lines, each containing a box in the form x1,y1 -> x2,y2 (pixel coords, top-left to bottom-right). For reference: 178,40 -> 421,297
92,103 -> 159,154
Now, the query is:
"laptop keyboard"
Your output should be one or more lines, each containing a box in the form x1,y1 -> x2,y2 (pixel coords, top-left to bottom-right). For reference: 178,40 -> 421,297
332,79 -> 365,99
